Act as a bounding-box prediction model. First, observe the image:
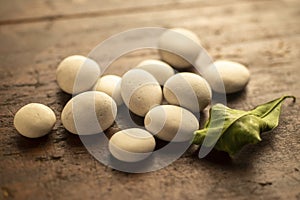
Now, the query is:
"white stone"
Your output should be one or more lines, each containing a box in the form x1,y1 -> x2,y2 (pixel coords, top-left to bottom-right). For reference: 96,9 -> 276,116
158,28 -> 201,69
208,60 -> 250,94
93,75 -> 123,106
61,91 -> 117,135
109,128 -> 156,162
14,103 -> 56,138
136,59 -> 175,85
163,72 -> 211,112
121,69 -> 162,117
145,105 -> 199,142
56,55 -> 100,94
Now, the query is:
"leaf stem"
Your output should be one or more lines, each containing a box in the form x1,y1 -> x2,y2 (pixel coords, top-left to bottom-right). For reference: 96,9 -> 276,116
260,95 -> 296,118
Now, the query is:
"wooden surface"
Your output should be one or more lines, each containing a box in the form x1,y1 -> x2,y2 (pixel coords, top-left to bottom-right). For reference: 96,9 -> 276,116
1,0 -> 300,199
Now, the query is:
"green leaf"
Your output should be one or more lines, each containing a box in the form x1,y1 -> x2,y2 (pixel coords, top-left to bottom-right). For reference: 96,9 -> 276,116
193,95 -> 296,156
251,95 -> 296,129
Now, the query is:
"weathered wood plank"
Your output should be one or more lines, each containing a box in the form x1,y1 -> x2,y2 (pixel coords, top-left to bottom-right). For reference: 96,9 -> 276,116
0,0 -> 277,23
0,0 -> 298,72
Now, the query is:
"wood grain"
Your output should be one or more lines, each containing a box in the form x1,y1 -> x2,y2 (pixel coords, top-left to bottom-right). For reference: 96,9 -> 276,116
0,0 -> 300,199
0,0 -> 277,23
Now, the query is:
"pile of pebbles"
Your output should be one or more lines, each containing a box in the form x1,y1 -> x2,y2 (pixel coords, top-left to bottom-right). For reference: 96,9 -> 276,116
13,28 -> 250,163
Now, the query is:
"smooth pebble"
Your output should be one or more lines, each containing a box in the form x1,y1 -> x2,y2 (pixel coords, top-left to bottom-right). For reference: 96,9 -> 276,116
208,60 -> 250,94
121,69 -> 162,117
145,105 -> 199,142
158,28 -> 201,69
163,72 -> 211,112
61,91 -> 117,135
136,59 -> 175,85
56,55 -> 100,94
14,103 -> 56,138
109,128 -> 156,162
93,75 -> 123,105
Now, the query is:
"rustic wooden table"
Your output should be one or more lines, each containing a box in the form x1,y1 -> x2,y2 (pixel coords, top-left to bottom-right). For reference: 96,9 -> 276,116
0,0 -> 299,199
